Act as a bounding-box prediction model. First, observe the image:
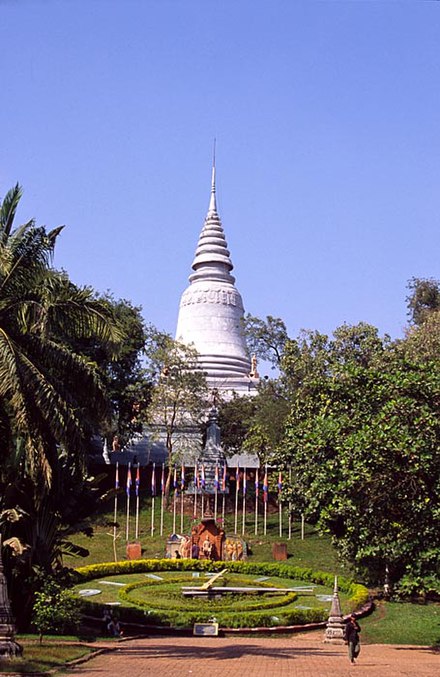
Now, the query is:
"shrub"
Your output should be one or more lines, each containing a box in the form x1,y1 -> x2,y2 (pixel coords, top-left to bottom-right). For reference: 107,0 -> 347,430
33,579 -> 81,643
75,558 -> 368,629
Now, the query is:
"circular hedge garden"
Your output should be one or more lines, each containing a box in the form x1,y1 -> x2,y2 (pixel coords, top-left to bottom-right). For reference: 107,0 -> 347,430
74,558 -> 368,630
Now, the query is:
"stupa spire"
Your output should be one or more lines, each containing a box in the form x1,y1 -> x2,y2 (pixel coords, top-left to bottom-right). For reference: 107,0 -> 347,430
208,139 -> 217,215
189,150 -> 234,285
175,156 -> 258,396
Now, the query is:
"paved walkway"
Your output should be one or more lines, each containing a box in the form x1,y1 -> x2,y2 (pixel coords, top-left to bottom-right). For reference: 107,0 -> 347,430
64,632 -> 439,677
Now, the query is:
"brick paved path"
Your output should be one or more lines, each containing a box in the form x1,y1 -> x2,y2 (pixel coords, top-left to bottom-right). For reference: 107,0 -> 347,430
65,632 -> 439,677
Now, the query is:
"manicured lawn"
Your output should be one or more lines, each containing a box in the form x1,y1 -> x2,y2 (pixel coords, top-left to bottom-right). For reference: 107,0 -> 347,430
64,498 -> 348,576
61,499 -> 439,648
361,600 -> 440,647
0,638 -> 97,674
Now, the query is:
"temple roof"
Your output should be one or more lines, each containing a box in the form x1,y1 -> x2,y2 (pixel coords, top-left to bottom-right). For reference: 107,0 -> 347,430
175,160 -> 258,396
189,164 -> 235,285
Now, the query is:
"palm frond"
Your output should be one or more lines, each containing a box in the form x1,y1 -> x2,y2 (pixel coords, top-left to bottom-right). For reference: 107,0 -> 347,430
0,183 -> 22,242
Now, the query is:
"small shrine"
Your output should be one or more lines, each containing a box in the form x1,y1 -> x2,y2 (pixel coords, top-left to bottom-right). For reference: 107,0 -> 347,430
191,517 -> 225,561
223,535 -> 246,561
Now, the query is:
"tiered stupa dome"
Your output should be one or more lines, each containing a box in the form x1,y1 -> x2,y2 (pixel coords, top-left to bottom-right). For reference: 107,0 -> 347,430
175,164 -> 258,396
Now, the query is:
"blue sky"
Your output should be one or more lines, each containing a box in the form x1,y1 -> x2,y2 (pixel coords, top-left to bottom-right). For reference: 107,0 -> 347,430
1,0 -> 439,347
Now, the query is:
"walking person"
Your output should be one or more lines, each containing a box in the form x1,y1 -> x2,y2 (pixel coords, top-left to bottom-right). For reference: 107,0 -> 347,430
345,613 -> 361,664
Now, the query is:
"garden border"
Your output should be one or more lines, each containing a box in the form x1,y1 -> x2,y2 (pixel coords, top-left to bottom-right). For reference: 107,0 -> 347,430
74,558 -> 370,634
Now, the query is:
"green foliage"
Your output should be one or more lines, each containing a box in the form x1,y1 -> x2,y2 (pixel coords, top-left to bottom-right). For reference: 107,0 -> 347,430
74,558 -> 368,629
242,314 -> 288,367
32,579 -> 80,641
281,322 -> 440,593
217,393 -> 256,453
0,185 -> 131,629
0,184 -> 122,490
144,329 -> 208,493
406,277 -> 440,326
61,293 -> 152,442
360,600 -> 440,646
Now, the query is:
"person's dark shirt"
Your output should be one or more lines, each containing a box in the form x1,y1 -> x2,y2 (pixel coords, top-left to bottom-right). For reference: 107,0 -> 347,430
346,619 -> 361,643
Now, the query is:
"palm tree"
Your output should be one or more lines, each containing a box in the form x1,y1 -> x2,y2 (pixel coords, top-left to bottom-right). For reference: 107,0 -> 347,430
0,184 -> 122,490
0,184 -> 129,628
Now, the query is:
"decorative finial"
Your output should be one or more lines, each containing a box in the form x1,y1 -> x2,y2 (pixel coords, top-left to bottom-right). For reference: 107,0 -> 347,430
208,139 -> 217,214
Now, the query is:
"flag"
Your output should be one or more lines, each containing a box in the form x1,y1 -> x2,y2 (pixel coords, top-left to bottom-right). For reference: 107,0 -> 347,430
173,465 -> 178,492
214,464 -> 219,490
160,464 -> 165,494
263,466 -> 268,503
194,462 -> 200,490
181,463 -> 185,491
236,466 -> 240,492
115,462 -> 119,490
126,463 -> 132,497
201,464 -> 206,489
277,470 -> 283,495
135,463 -> 140,497
255,470 -> 259,498
151,462 -> 156,496
243,467 -> 247,495
222,464 -> 227,492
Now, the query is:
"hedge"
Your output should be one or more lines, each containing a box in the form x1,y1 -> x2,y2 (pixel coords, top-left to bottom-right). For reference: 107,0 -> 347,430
74,558 -> 369,629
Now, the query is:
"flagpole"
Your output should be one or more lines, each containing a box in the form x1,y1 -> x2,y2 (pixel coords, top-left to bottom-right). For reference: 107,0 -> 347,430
160,463 -> 165,536
173,466 -> 177,534
242,467 -> 247,535
125,462 -> 131,542
263,464 -> 268,536
135,463 -> 140,540
113,462 -> 119,562
201,464 -> 205,519
214,463 -> 218,522
151,462 -> 156,537
234,466 -> 239,535
221,463 -> 226,527
278,470 -> 282,538
194,463 -> 198,521
180,463 -> 185,535
288,466 -> 292,541
254,469 -> 259,536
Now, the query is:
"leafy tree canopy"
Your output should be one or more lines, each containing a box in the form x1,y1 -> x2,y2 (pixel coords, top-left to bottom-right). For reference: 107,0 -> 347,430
144,328 -> 208,495
280,323 -> 440,594
243,313 -> 289,367
406,276 -> 440,326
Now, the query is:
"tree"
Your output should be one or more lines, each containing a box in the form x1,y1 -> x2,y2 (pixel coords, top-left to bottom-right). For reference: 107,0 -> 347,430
58,292 -> 152,443
32,578 -> 80,643
216,393 -> 256,454
144,329 -> 208,497
242,314 -> 289,368
403,308 -> 440,364
0,185 -> 126,626
281,323 -> 440,595
0,184 -> 123,489
406,277 -> 440,326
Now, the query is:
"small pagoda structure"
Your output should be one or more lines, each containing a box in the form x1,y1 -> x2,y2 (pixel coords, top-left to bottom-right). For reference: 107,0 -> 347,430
0,539 -> 22,658
323,576 -> 346,644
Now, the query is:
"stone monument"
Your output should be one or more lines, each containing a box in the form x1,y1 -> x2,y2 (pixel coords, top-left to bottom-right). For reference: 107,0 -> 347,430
0,540 -> 22,658
175,160 -> 259,397
323,576 -> 346,644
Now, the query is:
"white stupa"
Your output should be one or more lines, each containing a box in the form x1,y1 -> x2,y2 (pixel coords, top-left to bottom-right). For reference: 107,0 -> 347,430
175,161 -> 259,396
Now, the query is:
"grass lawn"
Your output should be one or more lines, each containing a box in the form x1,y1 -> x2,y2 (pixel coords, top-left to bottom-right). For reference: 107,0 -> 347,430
41,497 -> 433,652
361,600 -> 440,646
64,498 -> 349,577
0,637 -> 98,674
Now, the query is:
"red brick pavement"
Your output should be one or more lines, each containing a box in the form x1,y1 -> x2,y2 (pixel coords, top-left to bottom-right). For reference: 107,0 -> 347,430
64,632 -> 439,677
